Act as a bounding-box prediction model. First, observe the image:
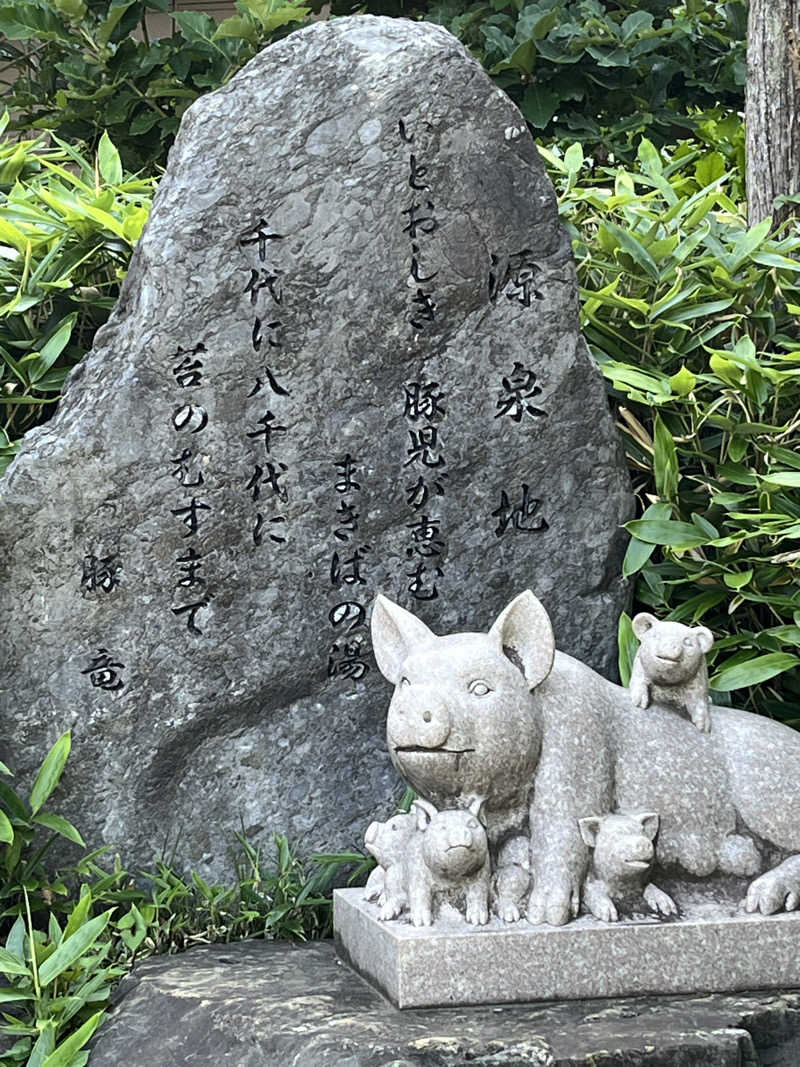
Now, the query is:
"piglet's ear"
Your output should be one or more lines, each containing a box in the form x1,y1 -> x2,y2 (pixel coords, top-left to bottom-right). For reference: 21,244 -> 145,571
371,595 -> 434,685
578,817 -> 602,848
693,626 -> 714,654
488,590 -> 555,690
466,795 -> 486,824
413,798 -> 437,832
632,613 -> 657,640
638,812 -> 660,841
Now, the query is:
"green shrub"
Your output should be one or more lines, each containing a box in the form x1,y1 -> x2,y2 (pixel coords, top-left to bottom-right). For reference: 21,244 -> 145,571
0,732 -> 371,1065
422,0 -> 747,158
0,122 -> 155,473
541,135 -> 800,723
0,0 -> 313,172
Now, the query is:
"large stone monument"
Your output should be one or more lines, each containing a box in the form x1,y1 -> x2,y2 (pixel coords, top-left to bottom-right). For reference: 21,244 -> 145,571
335,591 -> 800,1006
0,17 -> 631,874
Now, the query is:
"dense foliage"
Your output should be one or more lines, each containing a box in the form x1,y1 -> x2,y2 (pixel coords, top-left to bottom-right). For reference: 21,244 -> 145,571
432,0 -> 746,155
0,123 -> 155,473
1,1 -> 748,169
0,735 -> 370,1066
542,138 -> 800,721
0,0 -> 314,171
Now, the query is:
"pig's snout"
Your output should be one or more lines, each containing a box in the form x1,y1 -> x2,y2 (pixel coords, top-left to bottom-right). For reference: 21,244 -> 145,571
388,685 -> 451,750
364,821 -> 379,847
446,823 -> 475,850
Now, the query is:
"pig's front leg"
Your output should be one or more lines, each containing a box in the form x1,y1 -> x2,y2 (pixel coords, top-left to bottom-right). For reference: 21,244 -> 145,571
527,703 -> 612,926
465,866 -> 490,926
378,866 -> 407,922
408,877 -> 434,927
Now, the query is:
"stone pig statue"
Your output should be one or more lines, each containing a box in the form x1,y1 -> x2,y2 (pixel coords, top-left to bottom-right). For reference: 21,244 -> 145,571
578,811 -> 677,922
629,613 -> 714,732
363,812 -> 417,920
371,590 -> 800,927
366,797 -> 490,926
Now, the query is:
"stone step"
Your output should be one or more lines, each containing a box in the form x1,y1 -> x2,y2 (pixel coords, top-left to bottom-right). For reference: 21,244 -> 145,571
89,940 -> 800,1066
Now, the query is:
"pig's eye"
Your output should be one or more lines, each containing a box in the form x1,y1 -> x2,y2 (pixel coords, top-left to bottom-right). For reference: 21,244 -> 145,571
400,677 -> 410,688
468,680 -> 492,696
683,636 -> 695,649
467,819 -> 478,829
391,824 -> 398,831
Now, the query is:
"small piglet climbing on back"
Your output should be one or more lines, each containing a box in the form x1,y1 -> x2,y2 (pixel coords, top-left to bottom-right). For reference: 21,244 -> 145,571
629,613 -> 714,732
579,811 -> 677,923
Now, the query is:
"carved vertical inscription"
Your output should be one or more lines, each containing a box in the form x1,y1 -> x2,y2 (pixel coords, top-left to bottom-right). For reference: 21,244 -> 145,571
327,454 -> 371,682
239,217 -> 292,552
169,343 -> 213,634
398,118 -> 448,602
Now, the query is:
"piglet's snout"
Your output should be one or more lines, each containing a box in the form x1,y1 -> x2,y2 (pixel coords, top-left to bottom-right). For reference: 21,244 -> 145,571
364,822 -> 379,847
388,685 -> 451,749
447,824 -> 475,850
628,836 -> 654,863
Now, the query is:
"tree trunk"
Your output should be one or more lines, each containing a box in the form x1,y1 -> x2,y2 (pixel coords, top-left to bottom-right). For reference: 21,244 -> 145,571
746,0 -> 800,228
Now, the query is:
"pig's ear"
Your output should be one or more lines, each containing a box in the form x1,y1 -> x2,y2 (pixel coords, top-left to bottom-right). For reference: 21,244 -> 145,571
466,795 -> 486,824
413,798 -> 437,832
632,612 -> 657,640
578,816 -> 602,848
638,812 -> 660,841
371,595 -> 434,684
692,626 -> 714,654
488,590 -> 554,690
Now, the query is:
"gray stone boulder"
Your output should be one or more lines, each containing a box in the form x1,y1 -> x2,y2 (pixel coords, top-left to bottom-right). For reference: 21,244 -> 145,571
88,940 -> 800,1066
0,16 -> 631,876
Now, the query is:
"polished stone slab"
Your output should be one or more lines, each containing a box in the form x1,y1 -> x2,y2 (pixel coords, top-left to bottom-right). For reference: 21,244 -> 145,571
334,881 -> 800,1008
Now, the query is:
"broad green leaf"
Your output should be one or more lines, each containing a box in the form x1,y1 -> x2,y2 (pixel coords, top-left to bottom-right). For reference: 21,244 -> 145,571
621,9 -> 653,40
723,569 -> 753,590
40,1011 -> 105,1067
624,519 -> 710,548
695,151 -> 725,188
27,1023 -> 56,1067
29,731 -> 71,815
521,85 -> 560,128
0,946 -> 31,978
669,365 -> 696,395
214,14 -> 259,43
38,910 -> 112,986
0,808 -> 12,844
97,132 -> 122,186
762,472 -> 800,488
622,501 -> 671,577
33,812 -> 85,846
617,612 -> 637,686
653,415 -> 678,501
711,653 -> 800,692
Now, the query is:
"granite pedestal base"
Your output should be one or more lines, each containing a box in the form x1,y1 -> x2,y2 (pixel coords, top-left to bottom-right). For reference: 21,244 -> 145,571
334,880 -> 800,1009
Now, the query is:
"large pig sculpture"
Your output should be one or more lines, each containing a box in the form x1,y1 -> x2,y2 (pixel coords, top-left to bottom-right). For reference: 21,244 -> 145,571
371,590 -> 800,926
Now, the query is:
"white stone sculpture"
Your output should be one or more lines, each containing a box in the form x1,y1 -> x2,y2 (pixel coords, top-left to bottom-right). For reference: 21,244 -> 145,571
578,811 -> 677,922
367,589 -> 800,928
629,613 -> 714,732
364,797 -> 490,927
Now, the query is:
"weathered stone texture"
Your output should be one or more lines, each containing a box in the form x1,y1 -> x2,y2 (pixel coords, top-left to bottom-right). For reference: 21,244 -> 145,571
88,940 -> 800,1066
0,16 -> 630,875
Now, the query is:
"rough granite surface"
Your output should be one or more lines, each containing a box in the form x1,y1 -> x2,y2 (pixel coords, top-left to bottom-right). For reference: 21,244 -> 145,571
88,939 -> 800,1066
0,16 -> 631,876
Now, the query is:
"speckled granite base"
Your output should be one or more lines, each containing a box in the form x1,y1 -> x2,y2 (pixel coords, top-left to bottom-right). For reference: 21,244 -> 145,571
87,939 -> 800,1066
335,880 -> 800,1008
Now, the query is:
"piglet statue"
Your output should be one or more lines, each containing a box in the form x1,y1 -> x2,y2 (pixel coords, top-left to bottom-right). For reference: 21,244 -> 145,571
578,811 -> 677,922
364,797 -> 491,927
